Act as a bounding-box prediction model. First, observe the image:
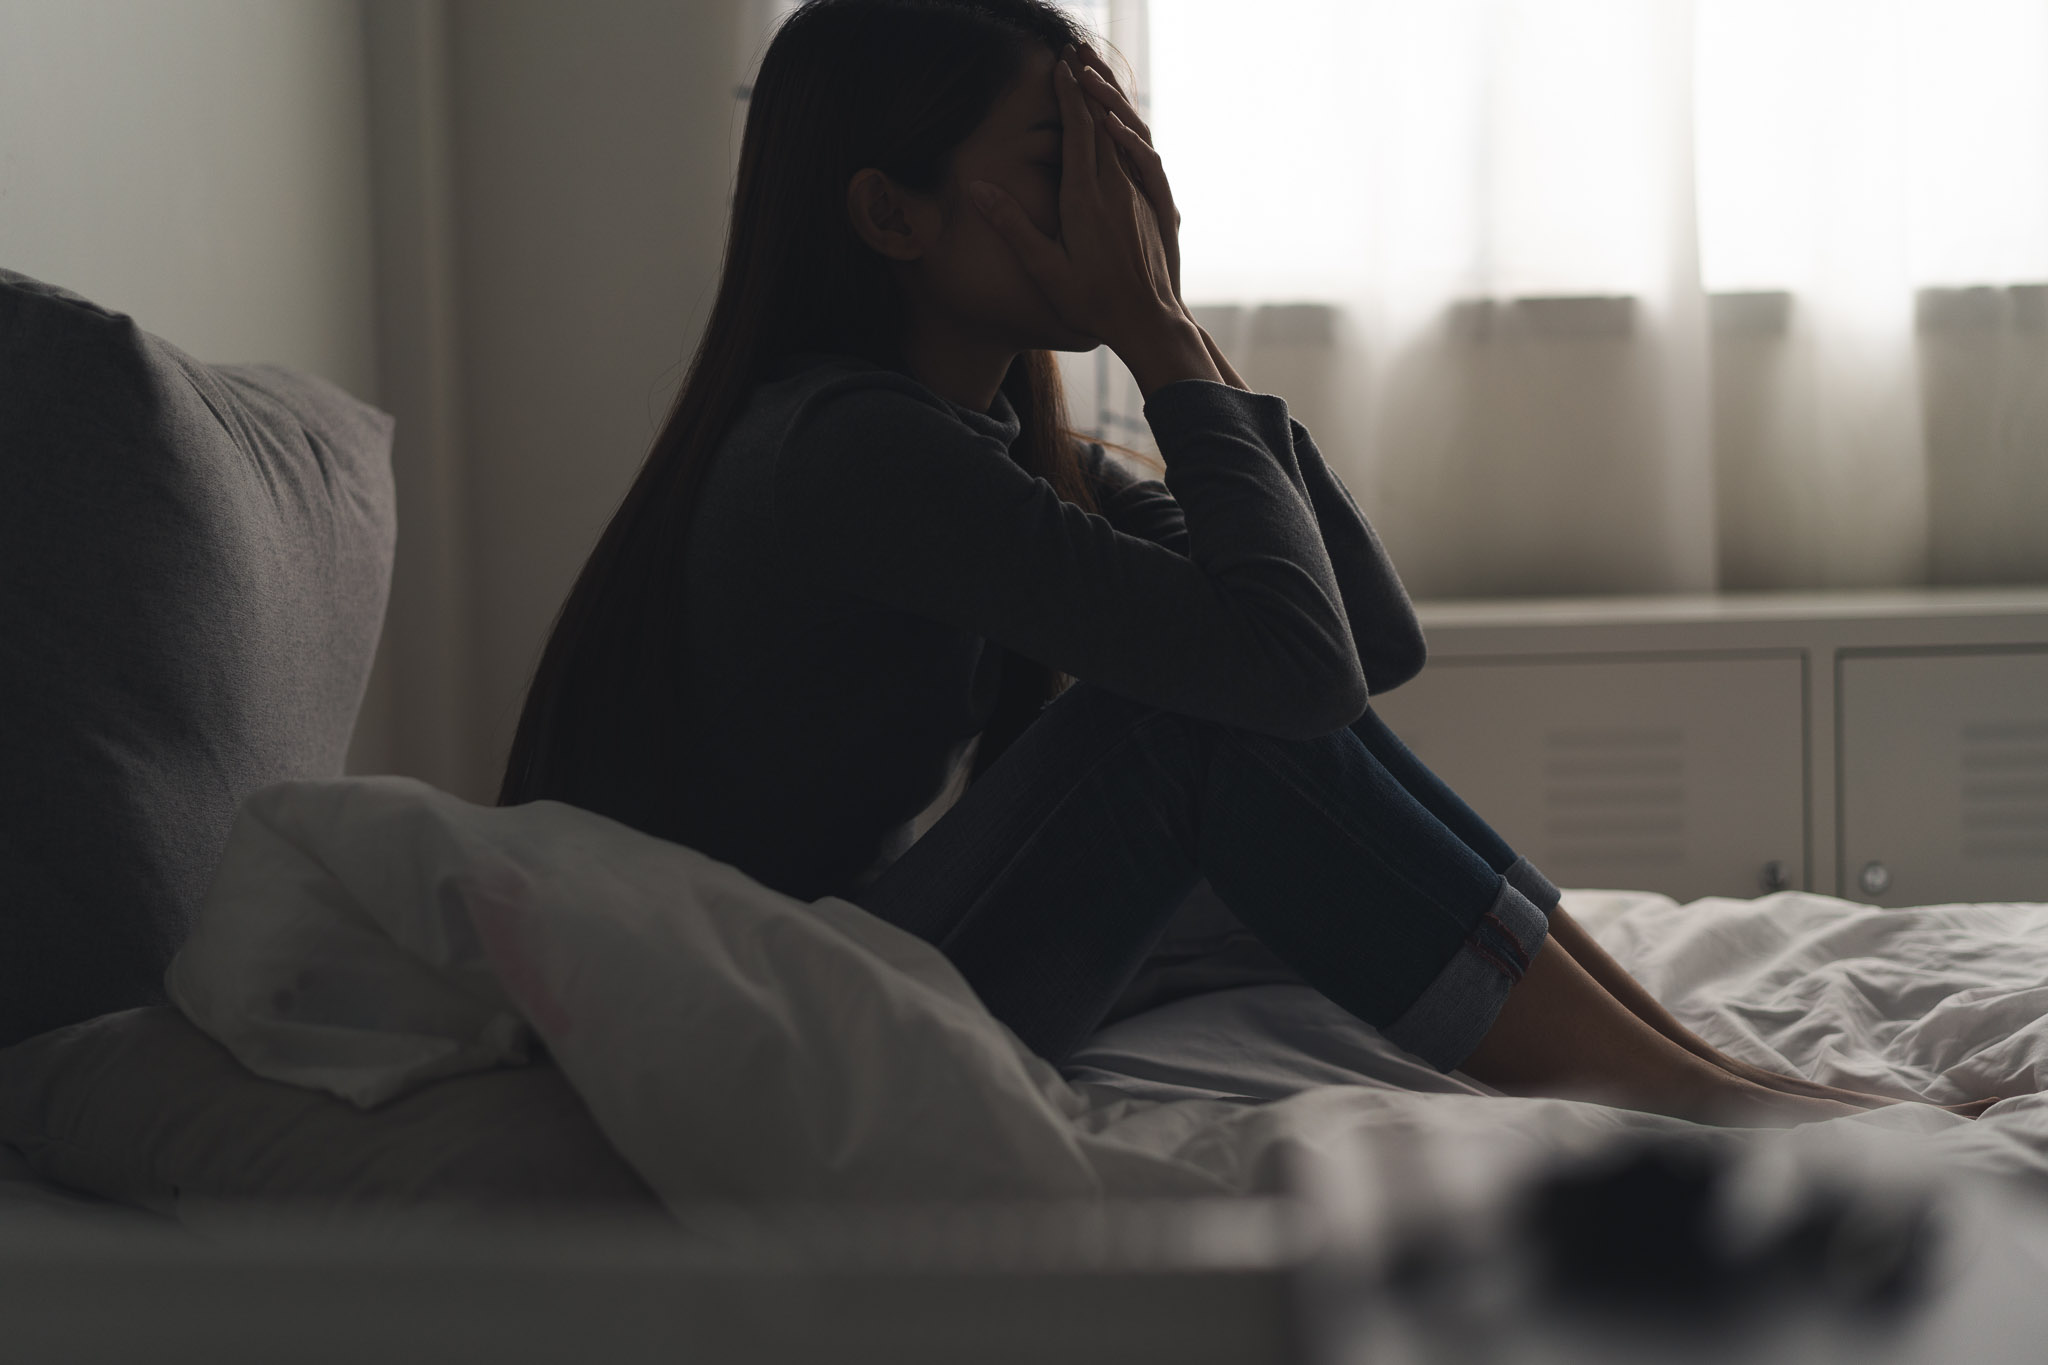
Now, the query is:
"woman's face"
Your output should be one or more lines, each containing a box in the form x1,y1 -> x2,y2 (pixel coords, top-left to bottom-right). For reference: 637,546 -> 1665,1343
848,43 -> 1097,354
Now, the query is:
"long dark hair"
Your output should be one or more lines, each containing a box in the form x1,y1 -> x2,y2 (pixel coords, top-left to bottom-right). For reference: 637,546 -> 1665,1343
499,0 -> 1144,816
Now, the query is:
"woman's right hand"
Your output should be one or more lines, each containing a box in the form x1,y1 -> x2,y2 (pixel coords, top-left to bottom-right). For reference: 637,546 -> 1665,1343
1069,40 -> 1185,307
1068,44 -> 1249,396
966,47 -> 1186,362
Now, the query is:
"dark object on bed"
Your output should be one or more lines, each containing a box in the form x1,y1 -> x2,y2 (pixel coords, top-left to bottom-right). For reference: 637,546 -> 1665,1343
1521,1135 -> 1938,1318
0,1006 -> 661,1221
0,269 -> 396,1047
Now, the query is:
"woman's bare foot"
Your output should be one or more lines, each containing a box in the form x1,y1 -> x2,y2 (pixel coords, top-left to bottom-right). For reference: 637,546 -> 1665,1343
1706,1078 -> 1868,1128
1461,941 -> 1872,1129
1713,1056 -> 2001,1119
1537,907 -> 2001,1120
1626,1060 -> 1870,1128
1718,1059 -> 1904,1109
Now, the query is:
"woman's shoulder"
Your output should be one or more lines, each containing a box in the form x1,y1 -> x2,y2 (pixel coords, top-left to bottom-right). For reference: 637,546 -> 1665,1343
760,352 -> 1017,464
767,351 -> 980,418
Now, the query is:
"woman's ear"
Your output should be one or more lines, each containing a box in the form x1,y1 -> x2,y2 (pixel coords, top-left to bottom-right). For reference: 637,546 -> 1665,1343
847,168 -> 932,262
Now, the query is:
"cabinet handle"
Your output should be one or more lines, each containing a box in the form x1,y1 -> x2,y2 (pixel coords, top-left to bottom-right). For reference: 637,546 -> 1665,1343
1760,860 -> 1792,893
1858,861 -> 1893,897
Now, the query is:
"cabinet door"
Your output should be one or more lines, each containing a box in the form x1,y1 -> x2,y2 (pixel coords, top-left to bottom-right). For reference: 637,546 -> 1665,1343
1367,654 -> 1806,903
1839,650 -> 2048,906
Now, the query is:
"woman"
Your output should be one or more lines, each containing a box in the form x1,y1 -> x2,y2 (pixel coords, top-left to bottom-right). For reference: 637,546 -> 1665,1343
500,0 -> 1985,1125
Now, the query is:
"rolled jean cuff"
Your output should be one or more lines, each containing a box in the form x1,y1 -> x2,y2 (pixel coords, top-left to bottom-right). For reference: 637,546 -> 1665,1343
1379,878 -> 1551,1073
1505,855 -> 1560,915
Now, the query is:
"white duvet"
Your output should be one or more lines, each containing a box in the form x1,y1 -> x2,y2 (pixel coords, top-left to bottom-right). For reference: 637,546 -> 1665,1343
168,778 -> 2048,1212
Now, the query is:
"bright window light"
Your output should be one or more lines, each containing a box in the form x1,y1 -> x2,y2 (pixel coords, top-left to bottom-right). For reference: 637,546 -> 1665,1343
1151,0 -> 2048,301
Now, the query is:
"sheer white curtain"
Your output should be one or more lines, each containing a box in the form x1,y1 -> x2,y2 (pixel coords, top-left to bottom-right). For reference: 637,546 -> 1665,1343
1068,0 -> 2048,597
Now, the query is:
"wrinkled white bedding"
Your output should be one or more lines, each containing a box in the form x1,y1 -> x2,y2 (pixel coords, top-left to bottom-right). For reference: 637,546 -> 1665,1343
1066,889 -> 2048,1199
168,778 -> 2048,1211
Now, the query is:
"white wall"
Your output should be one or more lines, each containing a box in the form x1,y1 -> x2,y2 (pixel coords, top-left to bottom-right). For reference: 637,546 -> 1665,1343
3,0 -> 749,801
0,0 -> 389,760
0,0 -> 379,400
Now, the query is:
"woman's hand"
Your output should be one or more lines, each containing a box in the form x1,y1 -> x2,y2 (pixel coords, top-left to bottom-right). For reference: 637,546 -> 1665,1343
1072,43 -> 1253,392
1068,41 -> 1183,306
966,45 -> 1184,359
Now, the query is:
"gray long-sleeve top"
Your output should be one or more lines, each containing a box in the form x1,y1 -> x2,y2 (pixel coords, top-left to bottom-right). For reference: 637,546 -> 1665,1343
663,350 -> 1426,903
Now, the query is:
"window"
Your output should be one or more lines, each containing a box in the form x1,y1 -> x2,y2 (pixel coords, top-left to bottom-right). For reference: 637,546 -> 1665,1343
1148,0 -> 2048,305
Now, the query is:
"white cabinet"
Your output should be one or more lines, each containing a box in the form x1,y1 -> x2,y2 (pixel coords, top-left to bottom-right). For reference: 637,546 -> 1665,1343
1382,588 -> 2048,904
1369,655 -> 1805,903
1838,650 -> 2048,907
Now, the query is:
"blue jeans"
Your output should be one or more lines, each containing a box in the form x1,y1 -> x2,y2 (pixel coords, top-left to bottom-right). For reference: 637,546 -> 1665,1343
850,682 -> 1559,1071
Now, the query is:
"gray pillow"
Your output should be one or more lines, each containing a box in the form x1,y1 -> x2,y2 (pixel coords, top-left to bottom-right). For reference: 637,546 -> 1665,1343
0,269 -> 396,1045
0,1007 -> 662,1223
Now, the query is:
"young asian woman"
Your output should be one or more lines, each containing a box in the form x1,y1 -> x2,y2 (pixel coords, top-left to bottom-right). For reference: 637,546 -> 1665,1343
500,0 -> 1997,1126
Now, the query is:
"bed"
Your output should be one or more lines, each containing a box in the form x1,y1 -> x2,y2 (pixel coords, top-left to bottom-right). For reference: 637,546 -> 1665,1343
7,265 -> 2048,1361
9,881 -> 2048,1362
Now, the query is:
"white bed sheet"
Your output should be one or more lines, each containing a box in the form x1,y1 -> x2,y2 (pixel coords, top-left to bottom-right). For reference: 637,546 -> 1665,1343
154,779 -> 2048,1214
18,800 -> 2048,1365
1063,888 -> 2048,1201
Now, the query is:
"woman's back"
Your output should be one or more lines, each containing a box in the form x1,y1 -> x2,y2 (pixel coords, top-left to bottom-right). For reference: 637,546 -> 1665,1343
664,351 -> 1019,901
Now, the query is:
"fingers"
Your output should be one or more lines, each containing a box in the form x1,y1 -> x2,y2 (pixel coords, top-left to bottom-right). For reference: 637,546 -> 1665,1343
1099,106 -> 1178,226
1052,56 -> 1097,198
1074,53 -> 1152,145
1063,42 -> 1177,231
1061,53 -> 1136,199
1099,108 -> 1148,168
966,179 -> 1065,281
1092,85 -> 1128,197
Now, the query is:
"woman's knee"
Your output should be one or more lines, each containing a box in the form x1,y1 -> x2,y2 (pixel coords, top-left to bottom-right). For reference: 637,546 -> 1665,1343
1039,682 -> 1217,771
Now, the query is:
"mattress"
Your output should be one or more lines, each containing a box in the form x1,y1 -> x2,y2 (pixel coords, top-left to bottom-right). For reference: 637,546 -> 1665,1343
17,882 -> 2048,1207
11,882 -> 2048,1361
1067,888 -> 2048,1184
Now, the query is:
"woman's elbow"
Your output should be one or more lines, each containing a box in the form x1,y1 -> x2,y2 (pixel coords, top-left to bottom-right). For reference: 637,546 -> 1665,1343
1363,624 -> 1428,697
1281,662 -> 1369,740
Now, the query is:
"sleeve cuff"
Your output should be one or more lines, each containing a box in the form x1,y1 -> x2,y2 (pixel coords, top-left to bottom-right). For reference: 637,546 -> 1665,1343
1140,378 -> 1293,453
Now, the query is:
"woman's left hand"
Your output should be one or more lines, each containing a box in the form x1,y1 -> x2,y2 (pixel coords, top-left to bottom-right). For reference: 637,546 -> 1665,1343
1070,41 -> 1183,307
